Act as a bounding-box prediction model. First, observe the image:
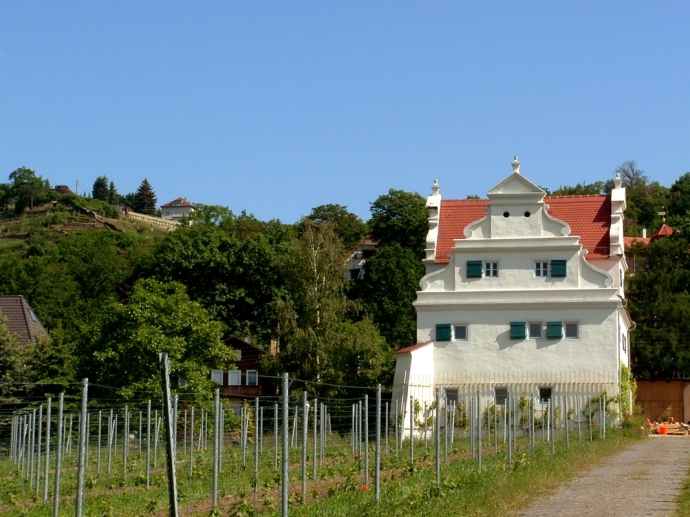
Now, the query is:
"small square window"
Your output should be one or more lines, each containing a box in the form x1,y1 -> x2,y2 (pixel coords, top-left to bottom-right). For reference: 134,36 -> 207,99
529,322 -> 542,339
494,387 -> 508,406
565,322 -> 579,339
535,261 -> 548,277
485,262 -> 498,277
445,389 -> 458,404
539,387 -> 552,403
454,325 -> 468,340
228,370 -> 241,386
211,369 -> 223,385
246,370 -> 258,386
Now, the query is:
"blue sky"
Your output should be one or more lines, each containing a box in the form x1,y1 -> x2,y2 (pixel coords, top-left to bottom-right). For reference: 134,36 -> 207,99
1,2 -> 689,223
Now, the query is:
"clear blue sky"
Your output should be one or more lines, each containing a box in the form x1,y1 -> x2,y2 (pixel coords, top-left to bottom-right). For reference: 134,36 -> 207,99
1,2 -> 689,223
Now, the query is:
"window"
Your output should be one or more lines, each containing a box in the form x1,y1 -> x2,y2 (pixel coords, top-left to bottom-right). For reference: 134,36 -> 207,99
349,269 -> 362,281
228,370 -> 241,386
454,325 -> 468,341
564,322 -> 579,339
445,389 -> 458,404
485,262 -> 498,277
546,321 -> 562,340
622,334 -> 627,352
535,261 -> 548,277
436,323 -> 452,341
211,369 -> 223,385
550,260 -> 567,278
233,349 -> 242,361
494,387 -> 508,406
466,260 -> 483,278
246,370 -> 258,386
510,321 -> 526,340
539,387 -> 552,403
529,322 -> 542,339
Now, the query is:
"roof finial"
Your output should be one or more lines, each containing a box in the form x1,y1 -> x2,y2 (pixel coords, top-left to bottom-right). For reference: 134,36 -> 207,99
613,172 -> 623,189
431,179 -> 440,196
512,156 -> 520,174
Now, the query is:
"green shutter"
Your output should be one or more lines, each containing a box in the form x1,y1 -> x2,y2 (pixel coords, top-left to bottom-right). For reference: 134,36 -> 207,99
551,260 -> 567,278
436,323 -> 452,342
546,321 -> 563,340
510,321 -> 526,340
466,260 -> 483,278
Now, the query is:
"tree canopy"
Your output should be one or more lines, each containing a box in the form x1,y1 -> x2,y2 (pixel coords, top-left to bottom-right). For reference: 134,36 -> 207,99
133,178 -> 157,215
369,189 -> 428,258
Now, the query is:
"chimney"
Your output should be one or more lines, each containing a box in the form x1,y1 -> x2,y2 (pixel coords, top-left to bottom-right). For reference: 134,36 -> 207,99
642,229 -> 647,239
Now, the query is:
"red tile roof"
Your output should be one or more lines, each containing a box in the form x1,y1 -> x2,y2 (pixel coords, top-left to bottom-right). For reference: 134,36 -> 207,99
161,197 -> 194,208
651,224 -> 673,241
0,296 -> 47,346
624,236 -> 651,247
396,341 -> 433,354
435,195 -> 611,264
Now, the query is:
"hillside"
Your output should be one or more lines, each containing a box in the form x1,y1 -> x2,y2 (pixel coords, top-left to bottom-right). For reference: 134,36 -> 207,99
0,195 -> 169,257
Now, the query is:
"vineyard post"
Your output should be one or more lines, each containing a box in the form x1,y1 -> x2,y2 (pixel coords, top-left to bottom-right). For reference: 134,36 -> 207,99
43,398 -> 52,503
75,378 -> 89,517
301,391 -> 307,499
147,400 -> 151,487
52,392 -> 64,517
159,353 -> 179,517
436,388 -> 441,486
375,384 -> 381,501
212,388 -> 219,510
281,373 -> 289,517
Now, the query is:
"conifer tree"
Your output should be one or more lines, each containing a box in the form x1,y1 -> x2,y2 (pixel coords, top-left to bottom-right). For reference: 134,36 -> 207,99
92,176 -> 109,201
133,178 -> 157,215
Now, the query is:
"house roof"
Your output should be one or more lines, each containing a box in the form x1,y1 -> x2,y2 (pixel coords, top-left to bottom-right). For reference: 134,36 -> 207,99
624,236 -> 651,247
434,195 -> 611,264
346,234 -> 380,255
396,341 -> 433,354
161,197 -> 195,208
651,224 -> 674,241
0,296 -> 47,346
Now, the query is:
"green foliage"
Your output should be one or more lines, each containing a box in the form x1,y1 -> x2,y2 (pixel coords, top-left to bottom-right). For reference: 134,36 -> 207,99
92,176 -> 109,201
0,316 -> 31,401
369,189 -> 428,258
306,204 -> 368,249
84,278 -> 234,398
8,167 -> 52,213
627,234 -> 690,378
552,181 -> 607,196
355,243 -> 424,350
668,172 -> 690,217
133,178 -> 157,215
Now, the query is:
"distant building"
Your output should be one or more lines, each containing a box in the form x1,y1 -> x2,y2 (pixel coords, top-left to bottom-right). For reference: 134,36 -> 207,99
0,295 -> 47,345
345,235 -> 379,280
624,223 -> 674,272
161,197 -> 195,221
209,336 -> 267,408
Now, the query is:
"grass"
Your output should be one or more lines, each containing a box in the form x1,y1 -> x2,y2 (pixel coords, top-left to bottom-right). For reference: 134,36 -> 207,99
0,425 -> 645,517
675,466 -> 690,517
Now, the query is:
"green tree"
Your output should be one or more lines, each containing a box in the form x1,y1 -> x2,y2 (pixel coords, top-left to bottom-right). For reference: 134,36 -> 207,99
668,172 -> 690,218
357,243 -> 425,350
92,176 -> 109,201
369,189 -> 428,258
0,316 -> 31,401
552,181 -> 606,196
84,279 -> 234,398
109,181 -> 121,205
627,235 -> 690,378
9,167 -> 46,212
275,220 -> 348,384
306,204 -> 368,249
133,178 -> 157,215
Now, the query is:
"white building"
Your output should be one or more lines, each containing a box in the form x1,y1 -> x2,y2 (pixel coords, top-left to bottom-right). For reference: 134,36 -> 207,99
161,197 -> 195,221
392,158 -> 633,433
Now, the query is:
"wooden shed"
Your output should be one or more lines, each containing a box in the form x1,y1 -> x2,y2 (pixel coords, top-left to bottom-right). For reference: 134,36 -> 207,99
636,379 -> 690,423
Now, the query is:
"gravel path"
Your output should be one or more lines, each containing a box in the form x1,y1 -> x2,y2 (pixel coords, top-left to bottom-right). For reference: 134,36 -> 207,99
517,436 -> 690,517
